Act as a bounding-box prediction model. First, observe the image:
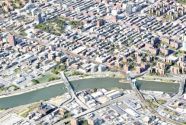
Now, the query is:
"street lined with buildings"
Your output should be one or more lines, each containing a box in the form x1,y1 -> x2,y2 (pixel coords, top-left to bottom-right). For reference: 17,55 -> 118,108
0,0 -> 186,125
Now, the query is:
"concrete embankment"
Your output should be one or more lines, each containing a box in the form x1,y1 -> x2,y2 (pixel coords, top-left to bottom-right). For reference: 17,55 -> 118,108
0,75 -> 108,99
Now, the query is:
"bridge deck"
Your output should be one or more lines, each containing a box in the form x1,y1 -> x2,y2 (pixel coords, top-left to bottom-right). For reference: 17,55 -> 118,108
60,72 -> 89,110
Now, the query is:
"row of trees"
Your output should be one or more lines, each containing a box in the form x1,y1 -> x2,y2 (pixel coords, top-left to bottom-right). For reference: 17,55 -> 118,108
51,64 -> 66,75
31,76 -> 60,85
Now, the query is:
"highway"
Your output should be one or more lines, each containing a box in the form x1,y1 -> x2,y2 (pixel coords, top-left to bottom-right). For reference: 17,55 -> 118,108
55,72 -> 183,125
157,76 -> 186,115
1,9 -> 185,125
178,78 -> 186,95
130,78 -> 184,125
60,72 -> 89,109
54,93 -> 133,125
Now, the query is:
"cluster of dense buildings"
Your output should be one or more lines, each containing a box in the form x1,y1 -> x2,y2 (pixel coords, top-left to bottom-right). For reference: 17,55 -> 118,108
2,89 -> 185,125
0,0 -> 186,88
0,0 -> 29,13
146,1 -> 185,21
0,0 -> 186,125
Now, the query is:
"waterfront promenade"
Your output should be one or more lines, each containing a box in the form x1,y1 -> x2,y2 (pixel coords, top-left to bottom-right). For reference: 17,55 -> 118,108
0,74 -> 109,99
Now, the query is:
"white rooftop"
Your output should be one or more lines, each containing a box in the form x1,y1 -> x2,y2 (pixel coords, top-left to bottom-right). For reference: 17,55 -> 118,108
0,113 -> 25,125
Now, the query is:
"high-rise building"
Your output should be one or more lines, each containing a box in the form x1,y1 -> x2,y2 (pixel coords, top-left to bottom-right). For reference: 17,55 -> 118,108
36,13 -> 44,24
97,19 -> 105,27
7,34 -> 16,46
182,35 -> 186,51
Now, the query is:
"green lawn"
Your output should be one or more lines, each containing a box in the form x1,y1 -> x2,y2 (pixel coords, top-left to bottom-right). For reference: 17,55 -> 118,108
174,50 -> 185,56
157,99 -> 166,105
35,17 -> 82,36
14,67 -> 21,74
19,31 -> 27,36
0,85 -> 20,94
177,0 -> 186,4
34,73 -> 60,84
19,103 -> 39,117
146,99 -> 159,109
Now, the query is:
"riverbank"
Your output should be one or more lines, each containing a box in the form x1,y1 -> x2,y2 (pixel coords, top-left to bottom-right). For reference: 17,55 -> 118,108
138,75 -> 180,83
0,89 -> 172,118
118,76 -> 180,84
0,78 -> 179,109
0,72 -> 119,99
0,72 -> 180,99
0,76 -> 93,99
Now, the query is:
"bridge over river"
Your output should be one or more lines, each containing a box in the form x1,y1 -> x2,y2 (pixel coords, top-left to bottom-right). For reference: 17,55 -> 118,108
0,77 -> 184,109
60,72 -> 89,109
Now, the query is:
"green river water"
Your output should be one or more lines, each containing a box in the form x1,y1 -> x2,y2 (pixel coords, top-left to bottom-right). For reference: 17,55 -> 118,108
0,78 -> 180,109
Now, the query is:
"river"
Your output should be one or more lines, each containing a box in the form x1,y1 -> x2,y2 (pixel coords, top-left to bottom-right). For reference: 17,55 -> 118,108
0,78 -> 180,109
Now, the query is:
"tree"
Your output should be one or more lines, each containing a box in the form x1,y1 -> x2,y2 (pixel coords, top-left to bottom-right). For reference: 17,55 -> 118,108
51,64 -> 66,75
32,79 -> 40,84
48,77 -> 59,82
48,77 -> 56,82
20,31 -> 27,36
51,69 -> 59,75
69,20 -> 80,28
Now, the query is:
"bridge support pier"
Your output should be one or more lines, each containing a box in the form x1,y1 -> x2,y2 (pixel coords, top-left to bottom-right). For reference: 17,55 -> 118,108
178,79 -> 186,95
